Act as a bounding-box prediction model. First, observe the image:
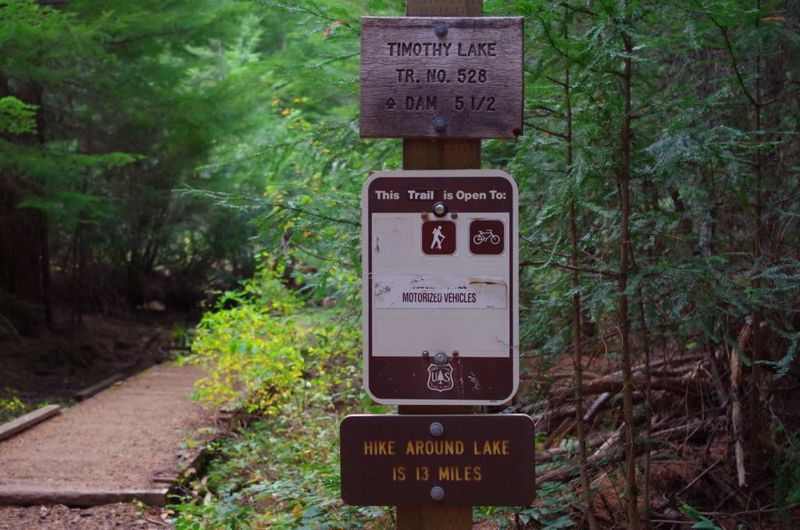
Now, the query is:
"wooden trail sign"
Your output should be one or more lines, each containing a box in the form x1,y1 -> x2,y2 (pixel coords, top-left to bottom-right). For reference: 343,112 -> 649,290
340,414 -> 535,506
362,170 -> 519,406
360,17 -> 523,139
350,2 -> 528,528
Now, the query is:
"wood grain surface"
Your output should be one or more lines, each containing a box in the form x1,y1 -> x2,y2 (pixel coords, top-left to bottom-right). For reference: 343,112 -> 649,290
360,16 -> 523,139
394,2 -> 482,528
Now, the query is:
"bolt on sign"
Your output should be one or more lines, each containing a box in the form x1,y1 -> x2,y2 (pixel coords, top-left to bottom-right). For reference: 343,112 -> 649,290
360,17 -> 523,139
362,170 -> 519,405
340,414 -> 535,506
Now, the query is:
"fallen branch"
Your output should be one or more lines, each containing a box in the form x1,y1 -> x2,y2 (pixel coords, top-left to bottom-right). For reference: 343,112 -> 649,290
533,392 -> 644,432
536,417 -> 725,484
553,374 -> 707,402
603,353 -> 704,380
538,427 -> 624,483
731,317 -> 752,488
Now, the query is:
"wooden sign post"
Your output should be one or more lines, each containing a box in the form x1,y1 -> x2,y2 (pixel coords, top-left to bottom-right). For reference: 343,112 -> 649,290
403,3 -> 482,527
344,1 -> 528,528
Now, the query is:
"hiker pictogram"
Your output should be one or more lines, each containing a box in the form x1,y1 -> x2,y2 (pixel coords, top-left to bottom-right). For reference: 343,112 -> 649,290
422,220 -> 455,255
431,225 -> 445,249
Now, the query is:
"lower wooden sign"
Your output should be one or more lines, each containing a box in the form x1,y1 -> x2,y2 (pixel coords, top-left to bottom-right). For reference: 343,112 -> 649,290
340,414 -> 534,506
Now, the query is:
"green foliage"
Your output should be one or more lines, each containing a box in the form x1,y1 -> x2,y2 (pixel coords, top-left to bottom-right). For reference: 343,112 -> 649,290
680,502 -> 723,530
0,394 -> 26,423
0,96 -> 36,134
190,262 -> 361,414
0,0 -> 292,310
177,258 -> 384,528
172,405 -> 390,529
772,430 -> 800,519
475,481 -> 577,529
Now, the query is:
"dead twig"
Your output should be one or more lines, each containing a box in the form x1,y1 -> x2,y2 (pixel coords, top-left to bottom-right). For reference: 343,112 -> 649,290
731,317 -> 752,488
584,392 -> 613,423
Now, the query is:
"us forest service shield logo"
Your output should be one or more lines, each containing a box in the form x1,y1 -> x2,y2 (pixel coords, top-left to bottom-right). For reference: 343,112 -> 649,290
427,363 -> 454,392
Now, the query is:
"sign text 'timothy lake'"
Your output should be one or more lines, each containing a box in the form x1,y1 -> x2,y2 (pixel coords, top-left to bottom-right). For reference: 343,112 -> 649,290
360,17 -> 523,139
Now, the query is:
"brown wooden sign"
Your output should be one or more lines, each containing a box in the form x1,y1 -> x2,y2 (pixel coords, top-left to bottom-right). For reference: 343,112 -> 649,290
360,17 -> 523,139
340,414 -> 534,506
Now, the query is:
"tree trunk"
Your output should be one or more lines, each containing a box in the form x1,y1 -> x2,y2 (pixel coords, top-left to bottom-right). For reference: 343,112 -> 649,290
619,21 -> 641,529
565,12 -> 599,529
0,78 -> 52,334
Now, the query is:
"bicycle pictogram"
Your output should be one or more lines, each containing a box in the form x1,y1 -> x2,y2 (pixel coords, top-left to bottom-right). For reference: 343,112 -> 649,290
472,229 -> 501,246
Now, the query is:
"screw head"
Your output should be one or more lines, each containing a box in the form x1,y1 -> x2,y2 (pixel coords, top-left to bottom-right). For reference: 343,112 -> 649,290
430,486 -> 445,501
433,351 -> 448,365
434,22 -> 448,38
432,202 -> 447,217
432,115 -> 448,132
422,350 -> 430,358
429,422 -> 444,437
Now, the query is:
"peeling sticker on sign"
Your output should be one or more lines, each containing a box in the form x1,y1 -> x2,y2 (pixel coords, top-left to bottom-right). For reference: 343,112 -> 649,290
373,274 -> 507,309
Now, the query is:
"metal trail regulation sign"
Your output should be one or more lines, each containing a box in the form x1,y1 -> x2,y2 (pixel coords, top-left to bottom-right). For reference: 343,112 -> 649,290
362,170 -> 519,405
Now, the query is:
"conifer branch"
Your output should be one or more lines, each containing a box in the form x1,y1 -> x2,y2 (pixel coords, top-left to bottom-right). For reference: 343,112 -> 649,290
520,260 -> 619,279
523,121 -> 569,140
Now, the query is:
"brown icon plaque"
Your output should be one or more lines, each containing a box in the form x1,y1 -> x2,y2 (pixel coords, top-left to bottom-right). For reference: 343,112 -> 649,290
469,219 -> 505,255
422,220 -> 456,255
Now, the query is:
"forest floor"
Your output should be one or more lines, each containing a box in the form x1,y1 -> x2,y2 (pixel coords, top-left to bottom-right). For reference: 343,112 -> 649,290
0,310 -> 189,411
0,502 -> 173,530
520,342 -> 800,529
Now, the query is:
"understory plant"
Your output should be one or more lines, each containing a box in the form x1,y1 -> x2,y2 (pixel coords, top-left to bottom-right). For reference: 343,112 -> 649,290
188,260 -> 360,415
171,399 -> 390,530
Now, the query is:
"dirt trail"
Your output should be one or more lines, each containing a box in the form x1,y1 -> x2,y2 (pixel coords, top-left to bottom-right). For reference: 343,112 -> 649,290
0,363 -> 212,508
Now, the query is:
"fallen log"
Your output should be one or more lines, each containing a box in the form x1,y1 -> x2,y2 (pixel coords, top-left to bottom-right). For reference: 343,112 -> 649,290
538,427 -> 624,483
553,374 -> 708,402
534,392 -> 644,433
584,392 -> 613,423
536,417 -> 725,484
